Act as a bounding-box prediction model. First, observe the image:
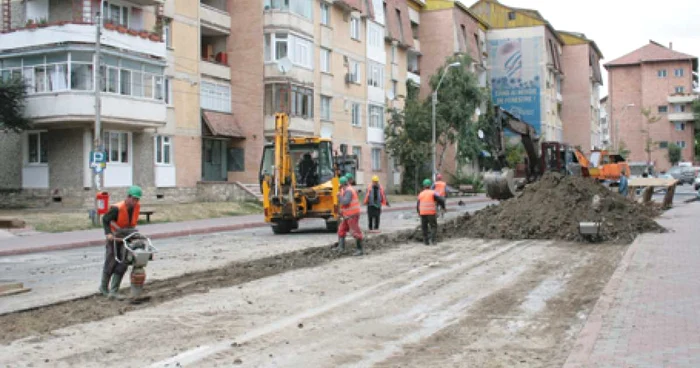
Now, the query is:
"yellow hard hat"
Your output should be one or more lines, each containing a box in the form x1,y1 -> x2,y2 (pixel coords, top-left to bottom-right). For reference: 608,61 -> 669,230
372,175 -> 379,182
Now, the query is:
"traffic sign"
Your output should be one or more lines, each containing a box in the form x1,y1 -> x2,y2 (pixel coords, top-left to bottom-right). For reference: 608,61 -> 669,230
90,151 -> 107,173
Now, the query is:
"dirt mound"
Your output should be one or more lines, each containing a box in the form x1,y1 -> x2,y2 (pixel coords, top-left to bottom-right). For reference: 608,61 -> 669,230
441,173 -> 664,244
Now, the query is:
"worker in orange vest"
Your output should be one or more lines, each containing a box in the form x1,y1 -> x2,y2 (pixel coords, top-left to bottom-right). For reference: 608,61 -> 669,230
432,173 -> 448,197
363,175 -> 390,233
333,176 -> 364,256
417,179 -> 446,245
99,186 -> 142,299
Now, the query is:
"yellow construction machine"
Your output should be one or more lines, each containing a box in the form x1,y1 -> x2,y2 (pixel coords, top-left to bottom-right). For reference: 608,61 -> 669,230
259,113 -> 357,234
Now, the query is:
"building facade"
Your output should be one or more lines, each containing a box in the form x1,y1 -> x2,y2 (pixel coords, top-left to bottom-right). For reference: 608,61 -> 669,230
558,31 -> 603,153
599,96 -> 610,149
606,41 -> 698,170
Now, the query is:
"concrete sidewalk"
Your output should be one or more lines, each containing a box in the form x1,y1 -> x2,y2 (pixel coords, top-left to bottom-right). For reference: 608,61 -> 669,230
0,196 -> 489,257
564,202 -> 700,367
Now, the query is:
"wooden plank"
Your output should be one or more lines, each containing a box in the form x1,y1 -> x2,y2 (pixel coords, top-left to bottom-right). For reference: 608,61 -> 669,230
628,178 -> 678,187
0,282 -> 31,297
0,288 -> 32,297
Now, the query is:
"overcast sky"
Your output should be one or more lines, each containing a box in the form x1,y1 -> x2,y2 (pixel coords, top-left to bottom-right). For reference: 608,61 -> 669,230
468,0 -> 700,96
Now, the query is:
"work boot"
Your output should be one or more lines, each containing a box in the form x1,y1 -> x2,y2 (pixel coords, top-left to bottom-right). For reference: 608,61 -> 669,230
98,273 -> 110,297
333,237 -> 346,252
353,239 -> 364,256
108,273 -> 125,300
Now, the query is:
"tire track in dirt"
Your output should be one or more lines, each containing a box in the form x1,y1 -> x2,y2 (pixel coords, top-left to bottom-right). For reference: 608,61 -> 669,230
373,242 -> 627,368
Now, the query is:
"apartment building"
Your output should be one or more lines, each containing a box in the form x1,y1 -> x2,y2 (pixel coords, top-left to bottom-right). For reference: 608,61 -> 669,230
0,0 -> 169,206
470,0 -> 566,142
415,0 -> 488,177
606,41 -> 698,170
558,31 -> 603,153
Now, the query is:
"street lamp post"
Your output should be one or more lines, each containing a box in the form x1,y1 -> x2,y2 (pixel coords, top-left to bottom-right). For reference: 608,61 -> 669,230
431,62 -> 461,182
615,103 -> 635,153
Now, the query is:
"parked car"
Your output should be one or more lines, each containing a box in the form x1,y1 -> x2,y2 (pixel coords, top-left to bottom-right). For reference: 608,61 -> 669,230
668,166 -> 695,185
695,176 -> 700,191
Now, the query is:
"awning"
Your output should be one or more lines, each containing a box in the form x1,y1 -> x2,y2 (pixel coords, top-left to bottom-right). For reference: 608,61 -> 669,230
201,110 -> 246,139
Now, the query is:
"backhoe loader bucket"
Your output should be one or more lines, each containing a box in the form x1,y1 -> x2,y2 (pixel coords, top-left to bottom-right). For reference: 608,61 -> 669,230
484,169 -> 517,200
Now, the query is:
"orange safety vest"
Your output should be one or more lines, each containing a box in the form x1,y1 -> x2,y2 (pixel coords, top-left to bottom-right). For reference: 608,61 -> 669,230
363,184 -> 387,206
434,181 -> 447,197
340,186 -> 361,217
110,201 -> 141,233
418,189 -> 437,215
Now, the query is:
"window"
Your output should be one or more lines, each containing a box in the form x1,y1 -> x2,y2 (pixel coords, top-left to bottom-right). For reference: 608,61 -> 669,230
368,104 -> 384,128
348,59 -> 361,83
367,62 -> 384,88
675,86 -> 685,93
163,21 -> 172,48
392,80 -> 397,98
371,148 -> 381,171
352,146 -> 362,167
675,68 -> 684,77
320,2 -> 330,25
70,62 -> 93,91
264,0 -> 312,19
321,95 -> 331,120
227,148 -> 245,172
103,1 -> 130,27
350,17 -> 360,40
26,131 -> 48,164
263,84 -> 313,118
407,52 -> 419,73
411,21 -> 419,39
351,102 -> 361,127
675,122 -> 686,131
164,77 -> 173,105
658,69 -> 667,78
368,23 -> 383,48
120,69 -> 131,95
320,48 -> 331,73
507,11 -> 516,20
94,56 -> 164,99
658,105 -> 668,113
264,33 -> 313,69
673,104 -> 686,113
103,131 -> 129,163
155,135 -> 172,165
659,141 -> 668,149
395,9 -> 404,41
200,80 -> 231,112
460,25 -> 467,53
677,140 -> 687,149
391,44 -> 397,64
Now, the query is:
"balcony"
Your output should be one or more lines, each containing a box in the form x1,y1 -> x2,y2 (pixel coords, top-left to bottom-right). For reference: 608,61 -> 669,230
668,112 -> 694,122
0,23 -> 166,58
25,92 -> 166,127
264,116 -> 314,135
263,10 -> 314,37
264,63 -> 314,84
667,94 -> 698,104
201,28 -> 230,79
200,0 -> 231,34
407,71 -> 420,85
413,39 -> 420,53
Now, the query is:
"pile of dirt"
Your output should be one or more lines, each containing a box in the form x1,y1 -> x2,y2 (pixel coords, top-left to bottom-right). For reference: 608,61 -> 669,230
441,172 -> 664,244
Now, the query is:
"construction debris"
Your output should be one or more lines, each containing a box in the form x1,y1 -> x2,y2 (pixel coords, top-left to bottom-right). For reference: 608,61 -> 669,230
0,283 -> 32,298
441,173 -> 664,244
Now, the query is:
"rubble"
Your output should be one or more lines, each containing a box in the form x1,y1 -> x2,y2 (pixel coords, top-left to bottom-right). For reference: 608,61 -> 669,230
441,172 -> 664,244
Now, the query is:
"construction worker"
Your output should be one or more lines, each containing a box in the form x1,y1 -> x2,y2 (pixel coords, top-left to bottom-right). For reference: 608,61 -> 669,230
333,176 -> 364,256
417,179 -> 446,246
619,171 -> 629,197
99,186 -> 142,299
364,175 -> 390,232
345,172 -> 355,186
432,174 -> 448,198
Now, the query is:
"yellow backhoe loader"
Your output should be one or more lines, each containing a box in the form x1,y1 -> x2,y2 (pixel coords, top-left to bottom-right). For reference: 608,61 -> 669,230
259,113 -> 357,234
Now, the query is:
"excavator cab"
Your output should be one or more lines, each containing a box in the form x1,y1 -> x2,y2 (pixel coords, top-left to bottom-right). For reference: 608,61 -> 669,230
259,141 -> 335,190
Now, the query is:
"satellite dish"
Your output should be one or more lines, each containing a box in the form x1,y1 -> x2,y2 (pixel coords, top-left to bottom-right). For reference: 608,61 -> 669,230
477,129 -> 484,139
386,90 -> 395,101
277,57 -> 292,74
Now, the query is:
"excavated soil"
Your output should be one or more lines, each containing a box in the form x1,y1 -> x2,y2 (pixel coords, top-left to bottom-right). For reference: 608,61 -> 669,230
441,173 -> 664,244
0,229 -> 424,344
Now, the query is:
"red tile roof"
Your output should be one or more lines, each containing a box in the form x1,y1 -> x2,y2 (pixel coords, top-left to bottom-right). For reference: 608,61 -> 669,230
605,41 -> 697,68
202,110 -> 245,139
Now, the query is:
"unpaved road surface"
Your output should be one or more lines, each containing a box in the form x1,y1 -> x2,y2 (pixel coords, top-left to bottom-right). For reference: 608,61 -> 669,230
0,235 -> 626,367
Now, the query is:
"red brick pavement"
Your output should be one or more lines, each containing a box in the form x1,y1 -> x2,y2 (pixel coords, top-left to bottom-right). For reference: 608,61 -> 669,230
564,202 -> 700,367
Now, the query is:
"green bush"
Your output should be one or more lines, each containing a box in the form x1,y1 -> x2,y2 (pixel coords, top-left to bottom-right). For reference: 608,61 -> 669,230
447,171 -> 484,192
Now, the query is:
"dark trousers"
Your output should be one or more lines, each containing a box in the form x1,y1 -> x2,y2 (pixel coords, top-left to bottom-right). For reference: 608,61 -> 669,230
420,215 -> 438,244
103,240 -> 128,279
368,206 -> 381,230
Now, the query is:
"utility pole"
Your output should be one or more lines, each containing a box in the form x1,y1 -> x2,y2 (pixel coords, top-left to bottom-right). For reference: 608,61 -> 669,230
93,12 -> 104,224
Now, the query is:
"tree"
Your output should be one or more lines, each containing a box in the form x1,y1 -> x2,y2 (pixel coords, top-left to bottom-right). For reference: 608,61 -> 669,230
0,77 -> 31,132
385,97 -> 432,193
429,54 -> 484,170
667,143 -> 682,166
618,140 -> 631,160
640,107 -> 661,167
